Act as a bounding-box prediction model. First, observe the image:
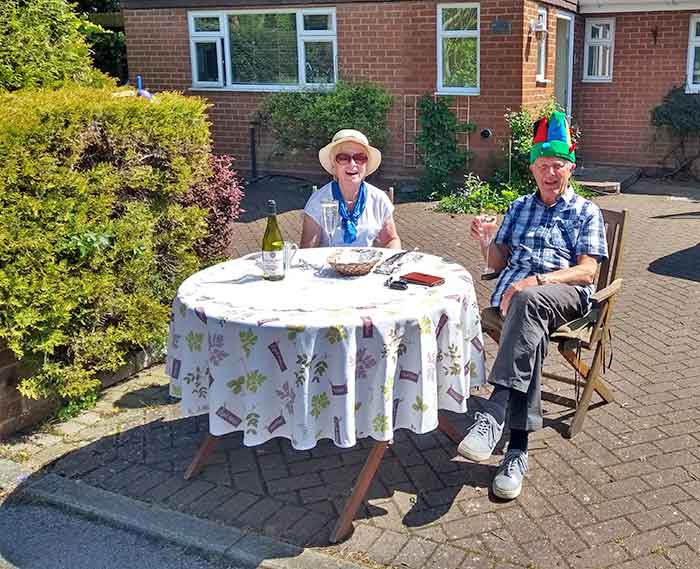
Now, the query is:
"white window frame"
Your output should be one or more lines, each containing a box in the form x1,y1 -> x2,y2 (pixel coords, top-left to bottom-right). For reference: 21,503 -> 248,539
188,8 -> 337,92
583,17 -> 615,82
436,3 -> 480,95
536,6 -> 548,82
687,14 -> 700,93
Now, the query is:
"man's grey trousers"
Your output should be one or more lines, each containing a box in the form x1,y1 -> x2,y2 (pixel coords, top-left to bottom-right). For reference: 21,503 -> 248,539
490,284 -> 586,431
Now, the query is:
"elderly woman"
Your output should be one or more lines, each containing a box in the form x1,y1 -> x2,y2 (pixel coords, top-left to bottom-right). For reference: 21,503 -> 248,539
300,129 -> 401,249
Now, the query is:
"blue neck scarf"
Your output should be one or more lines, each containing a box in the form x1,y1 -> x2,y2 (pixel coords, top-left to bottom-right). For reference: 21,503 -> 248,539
331,181 -> 367,244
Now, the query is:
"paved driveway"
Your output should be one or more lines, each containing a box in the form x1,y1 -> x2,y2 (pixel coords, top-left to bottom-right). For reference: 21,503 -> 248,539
2,180 -> 699,569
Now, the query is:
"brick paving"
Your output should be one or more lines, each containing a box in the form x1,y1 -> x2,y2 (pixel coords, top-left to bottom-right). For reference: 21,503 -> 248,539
2,179 -> 700,569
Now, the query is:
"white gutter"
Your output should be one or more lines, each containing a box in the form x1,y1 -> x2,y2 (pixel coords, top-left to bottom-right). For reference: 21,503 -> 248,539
579,0 -> 700,13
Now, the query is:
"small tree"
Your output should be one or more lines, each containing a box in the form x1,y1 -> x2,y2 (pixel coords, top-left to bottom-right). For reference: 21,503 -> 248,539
651,87 -> 700,179
0,0 -> 109,92
416,95 -> 475,196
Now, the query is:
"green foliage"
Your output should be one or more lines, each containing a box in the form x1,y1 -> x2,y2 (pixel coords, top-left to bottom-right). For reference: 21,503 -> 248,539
0,0 -> 111,92
436,174 -> 521,214
0,85 -> 212,402
55,391 -> 99,422
86,27 -> 128,85
651,87 -> 700,176
259,80 -> 393,153
437,99 -> 591,214
75,0 -> 121,13
416,94 -> 475,196
492,98 -> 569,192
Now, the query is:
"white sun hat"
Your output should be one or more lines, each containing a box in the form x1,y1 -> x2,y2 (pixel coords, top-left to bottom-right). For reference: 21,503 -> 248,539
318,129 -> 382,176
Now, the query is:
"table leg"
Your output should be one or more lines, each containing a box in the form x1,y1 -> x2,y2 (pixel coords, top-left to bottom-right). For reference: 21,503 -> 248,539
330,440 -> 389,543
437,413 -> 463,445
184,434 -> 221,480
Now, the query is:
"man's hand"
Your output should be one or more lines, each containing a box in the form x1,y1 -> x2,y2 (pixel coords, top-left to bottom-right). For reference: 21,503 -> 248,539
500,275 -> 538,316
470,216 -> 498,242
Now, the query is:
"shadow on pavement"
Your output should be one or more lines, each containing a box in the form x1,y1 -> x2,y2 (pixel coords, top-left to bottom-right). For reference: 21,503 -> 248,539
623,177 -> 700,201
651,210 -> 700,220
648,243 -> 700,283
239,175 -> 428,224
1,405 -> 506,561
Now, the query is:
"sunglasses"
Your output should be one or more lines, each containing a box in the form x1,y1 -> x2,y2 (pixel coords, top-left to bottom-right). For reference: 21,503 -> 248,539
334,152 -> 369,165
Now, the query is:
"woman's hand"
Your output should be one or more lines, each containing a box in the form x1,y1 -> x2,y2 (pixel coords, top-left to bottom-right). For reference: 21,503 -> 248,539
375,217 -> 401,249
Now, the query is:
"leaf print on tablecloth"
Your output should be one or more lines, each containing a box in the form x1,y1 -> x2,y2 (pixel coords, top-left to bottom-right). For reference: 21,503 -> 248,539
208,333 -> 229,365
294,353 -> 328,386
287,324 -> 305,342
412,395 -> 429,413
183,366 -> 208,399
419,316 -> 432,335
275,381 -> 296,415
246,412 -> 260,435
381,375 -> 394,401
171,334 -> 181,349
325,325 -> 347,345
438,344 -> 462,376
355,347 -> 378,380
311,392 -> 330,418
227,370 -> 267,394
381,328 -> 407,363
179,303 -> 187,317
239,329 -> 257,357
186,331 -> 204,352
373,414 -> 389,433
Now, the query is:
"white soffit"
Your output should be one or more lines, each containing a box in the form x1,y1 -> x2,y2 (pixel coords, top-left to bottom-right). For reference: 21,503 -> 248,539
579,0 -> 700,13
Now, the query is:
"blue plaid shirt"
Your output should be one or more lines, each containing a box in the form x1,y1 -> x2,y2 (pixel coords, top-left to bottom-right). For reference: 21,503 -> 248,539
491,187 -> 608,308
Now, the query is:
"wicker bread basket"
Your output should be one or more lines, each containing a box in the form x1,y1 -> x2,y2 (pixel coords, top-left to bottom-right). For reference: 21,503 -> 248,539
327,249 -> 382,276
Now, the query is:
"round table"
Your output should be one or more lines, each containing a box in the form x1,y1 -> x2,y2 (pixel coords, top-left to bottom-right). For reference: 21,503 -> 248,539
167,247 -> 486,451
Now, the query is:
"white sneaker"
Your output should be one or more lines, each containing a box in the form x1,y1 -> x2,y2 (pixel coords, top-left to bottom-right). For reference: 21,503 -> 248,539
457,411 -> 504,462
492,449 -> 528,499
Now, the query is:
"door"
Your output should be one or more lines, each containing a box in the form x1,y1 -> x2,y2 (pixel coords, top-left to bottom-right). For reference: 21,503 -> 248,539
555,12 -> 574,116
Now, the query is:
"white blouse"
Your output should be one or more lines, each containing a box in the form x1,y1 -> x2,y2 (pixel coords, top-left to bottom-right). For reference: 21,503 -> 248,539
303,182 -> 394,247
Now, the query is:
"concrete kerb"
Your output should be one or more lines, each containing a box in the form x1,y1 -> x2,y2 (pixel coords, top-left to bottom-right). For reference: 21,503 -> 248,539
2,465 -> 366,569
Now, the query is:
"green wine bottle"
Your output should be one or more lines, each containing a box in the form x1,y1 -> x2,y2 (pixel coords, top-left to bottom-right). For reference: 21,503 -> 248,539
262,199 -> 285,281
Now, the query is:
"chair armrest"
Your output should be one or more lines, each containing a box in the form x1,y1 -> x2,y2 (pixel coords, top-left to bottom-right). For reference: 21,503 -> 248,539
591,278 -> 623,304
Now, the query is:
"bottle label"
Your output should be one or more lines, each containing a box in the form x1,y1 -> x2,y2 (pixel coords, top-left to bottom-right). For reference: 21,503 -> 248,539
262,250 -> 284,277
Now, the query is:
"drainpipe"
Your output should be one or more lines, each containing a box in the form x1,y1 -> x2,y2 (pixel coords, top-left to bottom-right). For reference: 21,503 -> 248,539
249,120 -> 258,180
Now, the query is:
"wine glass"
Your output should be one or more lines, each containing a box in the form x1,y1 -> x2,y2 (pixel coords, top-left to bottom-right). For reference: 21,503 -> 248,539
321,200 -> 340,245
477,209 -> 499,280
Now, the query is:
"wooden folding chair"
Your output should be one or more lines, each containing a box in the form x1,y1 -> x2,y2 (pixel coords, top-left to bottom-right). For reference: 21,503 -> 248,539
480,208 -> 628,438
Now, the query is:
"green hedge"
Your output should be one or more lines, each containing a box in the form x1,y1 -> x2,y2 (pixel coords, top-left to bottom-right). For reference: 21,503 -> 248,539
0,0 -> 110,92
0,86 -> 212,402
259,81 -> 393,152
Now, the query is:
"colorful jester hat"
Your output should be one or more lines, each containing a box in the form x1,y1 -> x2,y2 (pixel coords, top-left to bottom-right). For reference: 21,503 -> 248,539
529,111 -> 576,164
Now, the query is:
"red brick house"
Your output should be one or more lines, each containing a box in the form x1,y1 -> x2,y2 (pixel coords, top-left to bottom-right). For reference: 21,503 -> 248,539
121,0 -> 700,180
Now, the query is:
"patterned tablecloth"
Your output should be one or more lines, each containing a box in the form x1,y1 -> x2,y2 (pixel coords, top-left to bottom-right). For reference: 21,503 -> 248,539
167,248 -> 486,451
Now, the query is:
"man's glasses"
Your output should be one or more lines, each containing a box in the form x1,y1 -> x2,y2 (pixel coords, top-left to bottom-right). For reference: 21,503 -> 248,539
335,152 -> 369,165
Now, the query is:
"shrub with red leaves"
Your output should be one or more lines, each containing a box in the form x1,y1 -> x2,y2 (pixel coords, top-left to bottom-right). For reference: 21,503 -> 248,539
181,154 -> 245,261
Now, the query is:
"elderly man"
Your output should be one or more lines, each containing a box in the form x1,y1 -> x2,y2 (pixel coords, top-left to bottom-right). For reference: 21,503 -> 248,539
458,112 -> 608,499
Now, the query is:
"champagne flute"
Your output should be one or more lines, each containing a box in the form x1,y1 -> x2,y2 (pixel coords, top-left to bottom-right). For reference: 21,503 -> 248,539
477,208 -> 499,280
321,200 -> 340,245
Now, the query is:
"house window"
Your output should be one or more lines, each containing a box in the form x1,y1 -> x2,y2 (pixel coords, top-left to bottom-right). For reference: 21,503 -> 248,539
437,3 -> 480,94
188,9 -> 337,90
536,6 -> 547,81
688,15 -> 700,93
583,18 -> 614,82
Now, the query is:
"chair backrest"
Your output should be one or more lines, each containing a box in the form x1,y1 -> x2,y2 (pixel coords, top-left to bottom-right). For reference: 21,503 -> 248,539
596,208 -> 628,291
384,186 -> 395,204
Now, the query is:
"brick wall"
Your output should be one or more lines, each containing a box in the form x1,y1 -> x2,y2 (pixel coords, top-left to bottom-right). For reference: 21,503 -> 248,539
573,10 -> 698,168
123,0 -> 530,180
522,0 -> 556,109
0,344 -> 56,439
